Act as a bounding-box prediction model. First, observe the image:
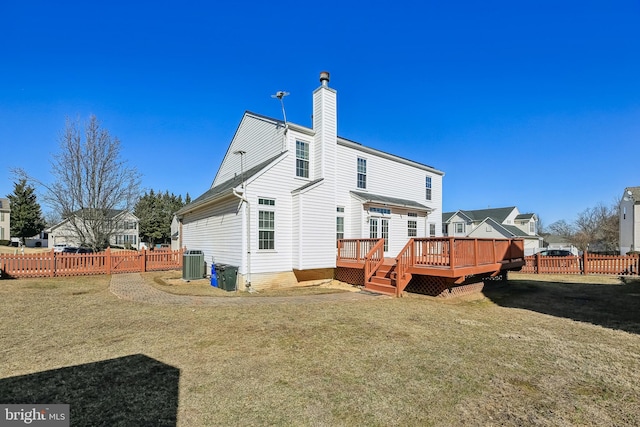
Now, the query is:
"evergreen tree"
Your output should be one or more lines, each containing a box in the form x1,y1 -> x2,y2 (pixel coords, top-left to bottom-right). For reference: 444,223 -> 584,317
7,179 -> 46,244
135,190 -> 186,245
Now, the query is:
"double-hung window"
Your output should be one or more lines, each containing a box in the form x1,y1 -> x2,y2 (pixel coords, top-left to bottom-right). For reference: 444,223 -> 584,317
258,198 -> 276,250
357,158 -> 367,189
408,212 -> 417,237
296,140 -> 309,178
425,176 -> 432,201
336,207 -> 345,241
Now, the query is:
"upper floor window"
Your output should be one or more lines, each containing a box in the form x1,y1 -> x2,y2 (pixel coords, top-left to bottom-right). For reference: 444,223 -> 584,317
529,221 -> 536,234
296,140 -> 309,178
455,223 -> 464,234
425,176 -> 432,200
357,158 -> 367,189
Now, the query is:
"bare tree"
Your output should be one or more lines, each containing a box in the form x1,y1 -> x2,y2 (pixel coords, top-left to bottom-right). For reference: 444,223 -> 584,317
15,115 -> 141,250
548,203 -> 619,252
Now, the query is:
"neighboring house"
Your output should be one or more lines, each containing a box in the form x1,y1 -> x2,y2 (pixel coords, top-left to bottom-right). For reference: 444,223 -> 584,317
619,186 -> 640,254
442,207 -> 542,255
47,209 -> 140,249
175,72 -> 444,290
0,198 -> 9,241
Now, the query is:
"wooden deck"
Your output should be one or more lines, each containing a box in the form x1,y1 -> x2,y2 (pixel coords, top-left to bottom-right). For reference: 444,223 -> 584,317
337,237 -> 526,297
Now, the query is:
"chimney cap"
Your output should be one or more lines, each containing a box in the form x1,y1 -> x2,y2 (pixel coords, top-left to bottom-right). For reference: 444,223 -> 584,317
319,71 -> 330,86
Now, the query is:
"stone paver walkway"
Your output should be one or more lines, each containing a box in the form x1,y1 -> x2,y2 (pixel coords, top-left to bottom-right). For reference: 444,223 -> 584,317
110,273 -> 387,306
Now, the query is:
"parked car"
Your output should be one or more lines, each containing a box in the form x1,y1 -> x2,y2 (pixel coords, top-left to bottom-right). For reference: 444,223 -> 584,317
53,244 -> 68,253
61,246 -> 94,254
538,249 -> 575,257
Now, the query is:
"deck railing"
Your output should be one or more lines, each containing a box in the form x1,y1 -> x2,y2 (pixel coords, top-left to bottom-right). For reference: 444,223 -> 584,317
0,248 -> 183,279
410,237 -> 524,270
337,238 -> 381,264
364,239 -> 385,283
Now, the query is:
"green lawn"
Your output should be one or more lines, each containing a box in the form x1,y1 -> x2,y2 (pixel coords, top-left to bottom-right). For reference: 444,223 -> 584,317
1,273 -> 639,426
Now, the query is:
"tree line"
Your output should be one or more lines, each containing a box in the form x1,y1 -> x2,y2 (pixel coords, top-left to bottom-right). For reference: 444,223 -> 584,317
8,115 -> 191,249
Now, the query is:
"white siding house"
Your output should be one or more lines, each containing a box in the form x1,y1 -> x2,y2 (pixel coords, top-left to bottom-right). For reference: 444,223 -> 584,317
443,207 -> 542,255
176,72 -> 444,290
47,210 -> 140,249
0,198 -> 10,242
619,186 -> 640,254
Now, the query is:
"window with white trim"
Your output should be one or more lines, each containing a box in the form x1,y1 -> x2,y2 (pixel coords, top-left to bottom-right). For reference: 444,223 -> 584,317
408,220 -> 417,237
455,223 -> 464,234
296,140 -> 309,178
336,206 -> 344,240
425,176 -> 432,200
258,198 -> 275,250
429,223 -> 436,237
357,157 -> 367,189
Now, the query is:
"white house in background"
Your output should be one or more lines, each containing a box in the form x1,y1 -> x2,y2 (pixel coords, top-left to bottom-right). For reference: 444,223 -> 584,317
175,72 -> 444,290
0,198 -> 10,242
619,186 -> 640,254
47,209 -> 140,249
442,206 -> 542,255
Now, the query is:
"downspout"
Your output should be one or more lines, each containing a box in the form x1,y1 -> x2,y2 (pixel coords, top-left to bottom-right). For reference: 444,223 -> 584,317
233,187 -> 253,292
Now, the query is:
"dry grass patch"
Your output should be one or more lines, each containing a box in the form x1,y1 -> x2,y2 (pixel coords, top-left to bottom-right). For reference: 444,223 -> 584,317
1,273 -> 639,425
145,270 -> 355,297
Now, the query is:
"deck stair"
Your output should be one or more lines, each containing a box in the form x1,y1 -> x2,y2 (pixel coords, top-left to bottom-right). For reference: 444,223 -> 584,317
364,258 -> 397,296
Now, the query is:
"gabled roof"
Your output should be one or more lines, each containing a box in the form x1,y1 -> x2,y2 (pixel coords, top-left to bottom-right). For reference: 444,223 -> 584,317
443,207 -> 516,224
472,217 -> 534,239
176,152 -> 286,216
442,210 -> 473,223
515,213 -> 536,221
351,191 -> 431,211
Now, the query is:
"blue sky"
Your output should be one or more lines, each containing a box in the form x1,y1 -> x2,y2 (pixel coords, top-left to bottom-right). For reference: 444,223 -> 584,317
2,0 -> 639,227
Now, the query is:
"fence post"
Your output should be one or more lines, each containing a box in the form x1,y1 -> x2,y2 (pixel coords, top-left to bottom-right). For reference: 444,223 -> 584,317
140,249 -> 147,272
106,247 -> 112,275
50,249 -> 55,278
582,251 -> 589,275
535,252 -> 540,274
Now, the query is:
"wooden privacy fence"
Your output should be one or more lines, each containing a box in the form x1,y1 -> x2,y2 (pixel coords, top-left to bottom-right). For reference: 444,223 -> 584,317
0,248 -> 183,279
521,252 -> 640,275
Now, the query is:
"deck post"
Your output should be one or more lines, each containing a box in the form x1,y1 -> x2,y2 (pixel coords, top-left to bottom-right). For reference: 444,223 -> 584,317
474,239 -> 479,266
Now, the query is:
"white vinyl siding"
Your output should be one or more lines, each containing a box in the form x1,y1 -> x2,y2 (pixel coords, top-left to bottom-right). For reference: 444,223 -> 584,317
212,114 -> 286,187
181,196 -> 242,267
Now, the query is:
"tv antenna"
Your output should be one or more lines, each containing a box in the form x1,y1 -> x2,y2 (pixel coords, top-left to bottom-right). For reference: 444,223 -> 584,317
271,91 -> 290,125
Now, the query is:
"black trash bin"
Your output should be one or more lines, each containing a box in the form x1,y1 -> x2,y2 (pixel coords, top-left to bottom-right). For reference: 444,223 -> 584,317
215,264 -> 238,291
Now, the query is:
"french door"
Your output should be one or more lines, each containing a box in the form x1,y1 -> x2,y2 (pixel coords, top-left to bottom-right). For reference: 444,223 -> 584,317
369,218 -> 389,254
